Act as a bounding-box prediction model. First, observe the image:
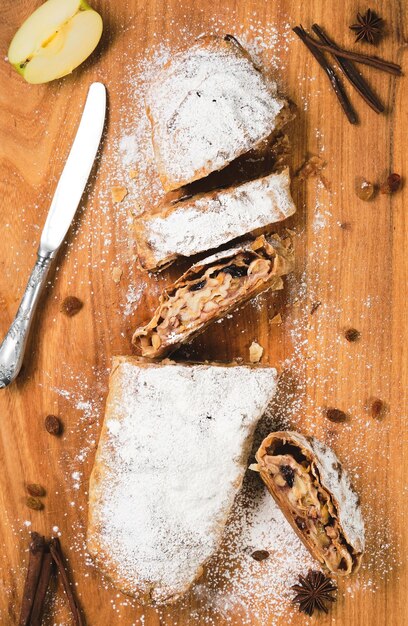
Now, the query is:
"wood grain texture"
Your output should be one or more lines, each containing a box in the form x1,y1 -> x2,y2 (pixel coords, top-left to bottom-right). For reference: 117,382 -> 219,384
0,0 -> 407,624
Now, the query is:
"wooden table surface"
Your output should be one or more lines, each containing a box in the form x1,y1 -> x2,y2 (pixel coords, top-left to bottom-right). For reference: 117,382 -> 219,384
0,0 -> 407,624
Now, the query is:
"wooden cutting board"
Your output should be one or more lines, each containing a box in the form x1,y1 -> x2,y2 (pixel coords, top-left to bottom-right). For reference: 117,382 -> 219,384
0,0 -> 407,624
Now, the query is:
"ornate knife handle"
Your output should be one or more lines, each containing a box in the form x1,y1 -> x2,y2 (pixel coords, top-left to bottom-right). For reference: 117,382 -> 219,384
0,249 -> 54,389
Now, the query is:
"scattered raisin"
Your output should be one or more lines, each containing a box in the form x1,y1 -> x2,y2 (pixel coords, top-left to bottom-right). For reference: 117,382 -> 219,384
61,296 -> 83,317
324,408 -> 348,423
354,176 -> 375,201
26,484 -> 46,497
25,497 -> 44,511
340,221 -> 352,230
189,280 -> 206,292
380,173 -> 402,195
344,327 -> 361,342
280,465 -> 295,487
45,414 -> 62,436
370,398 -> 386,420
251,550 -> 270,561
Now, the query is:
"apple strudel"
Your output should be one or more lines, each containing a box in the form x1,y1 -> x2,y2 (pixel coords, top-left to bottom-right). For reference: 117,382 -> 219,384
133,168 -> 296,271
132,233 -> 294,358
253,431 -> 365,576
146,35 -> 290,191
87,357 -> 279,604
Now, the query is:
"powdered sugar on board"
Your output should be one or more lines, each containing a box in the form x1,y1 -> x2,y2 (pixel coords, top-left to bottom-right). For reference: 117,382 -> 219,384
9,7 -> 402,625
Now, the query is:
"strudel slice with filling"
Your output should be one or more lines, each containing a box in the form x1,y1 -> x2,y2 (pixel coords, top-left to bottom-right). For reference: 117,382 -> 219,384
253,431 -> 365,575
146,35 -> 291,191
87,357 -> 279,604
132,233 -> 294,358
134,168 -> 296,271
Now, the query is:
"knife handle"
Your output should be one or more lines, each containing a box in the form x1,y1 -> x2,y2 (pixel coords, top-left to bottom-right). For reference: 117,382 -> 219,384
0,250 -> 54,388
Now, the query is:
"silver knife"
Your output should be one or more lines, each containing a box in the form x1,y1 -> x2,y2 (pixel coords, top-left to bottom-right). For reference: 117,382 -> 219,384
0,82 -> 106,388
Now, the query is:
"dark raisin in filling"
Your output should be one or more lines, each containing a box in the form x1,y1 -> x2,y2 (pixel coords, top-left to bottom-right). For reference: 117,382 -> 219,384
212,264 -> 248,279
280,465 -> 295,487
189,280 -> 206,292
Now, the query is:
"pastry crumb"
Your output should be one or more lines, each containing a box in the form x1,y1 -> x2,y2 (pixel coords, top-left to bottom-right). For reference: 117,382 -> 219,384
249,341 -> 264,363
111,186 -> 128,203
111,267 -> 123,284
270,313 -> 282,325
129,169 -> 138,179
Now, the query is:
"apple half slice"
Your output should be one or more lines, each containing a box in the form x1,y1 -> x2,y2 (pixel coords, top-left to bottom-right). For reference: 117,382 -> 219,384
8,0 -> 103,84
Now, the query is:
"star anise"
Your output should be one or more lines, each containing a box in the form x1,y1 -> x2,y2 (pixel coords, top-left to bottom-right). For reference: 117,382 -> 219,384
291,570 -> 337,616
350,9 -> 383,44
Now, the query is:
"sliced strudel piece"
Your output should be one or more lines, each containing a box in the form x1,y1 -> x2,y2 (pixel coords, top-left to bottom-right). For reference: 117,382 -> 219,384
146,35 -> 290,191
87,357 -> 279,604
253,431 -> 365,576
132,233 -> 294,358
134,168 -> 296,271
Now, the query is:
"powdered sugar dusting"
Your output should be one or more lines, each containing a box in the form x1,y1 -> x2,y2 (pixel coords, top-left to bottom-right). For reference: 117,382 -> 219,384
135,169 -> 295,269
146,36 -> 284,190
88,359 -> 278,603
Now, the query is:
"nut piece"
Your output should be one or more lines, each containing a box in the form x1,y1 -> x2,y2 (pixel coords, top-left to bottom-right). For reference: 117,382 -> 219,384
249,341 -> 264,363
296,155 -> 327,180
111,186 -> 128,203
270,313 -> 282,325
25,497 -> 44,511
45,414 -> 62,436
111,266 -> 123,284
380,173 -> 401,195
61,296 -> 83,317
26,483 -> 46,497
324,408 -> 348,423
129,169 -> 138,179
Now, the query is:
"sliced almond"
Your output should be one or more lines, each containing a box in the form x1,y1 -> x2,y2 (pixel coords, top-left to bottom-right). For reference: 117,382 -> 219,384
249,341 -> 263,363
111,186 -> 128,203
111,266 -> 123,284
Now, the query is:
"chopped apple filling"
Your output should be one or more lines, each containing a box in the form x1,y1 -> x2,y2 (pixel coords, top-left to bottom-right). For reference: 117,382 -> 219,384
137,253 -> 273,357
133,234 -> 294,358
263,446 -> 355,574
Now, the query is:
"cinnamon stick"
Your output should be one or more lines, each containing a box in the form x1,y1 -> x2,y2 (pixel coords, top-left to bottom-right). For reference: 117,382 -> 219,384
294,26 -> 402,75
311,24 -> 384,114
49,538 -> 84,626
19,533 -> 46,626
29,549 -> 54,626
292,26 -> 358,124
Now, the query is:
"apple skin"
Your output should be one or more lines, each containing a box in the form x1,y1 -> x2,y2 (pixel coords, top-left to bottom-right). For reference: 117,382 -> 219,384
8,0 -> 103,84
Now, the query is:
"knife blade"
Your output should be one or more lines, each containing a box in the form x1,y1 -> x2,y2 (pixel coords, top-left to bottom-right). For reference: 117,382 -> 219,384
40,81 -> 106,254
0,82 -> 106,388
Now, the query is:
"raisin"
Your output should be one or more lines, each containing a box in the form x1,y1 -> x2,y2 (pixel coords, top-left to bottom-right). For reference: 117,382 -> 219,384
213,264 -> 248,279
26,484 -> 46,497
189,280 -> 206,292
295,517 -> 306,530
25,497 -> 44,511
344,327 -> 361,342
380,173 -> 402,194
280,465 -> 295,487
251,550 -> 270,561
45,414 -> 63,436
324,408 -> 348,423
60,296 -> 83,317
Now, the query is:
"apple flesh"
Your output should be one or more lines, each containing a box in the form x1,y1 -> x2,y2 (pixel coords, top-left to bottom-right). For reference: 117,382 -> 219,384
8,0 -> 103,84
